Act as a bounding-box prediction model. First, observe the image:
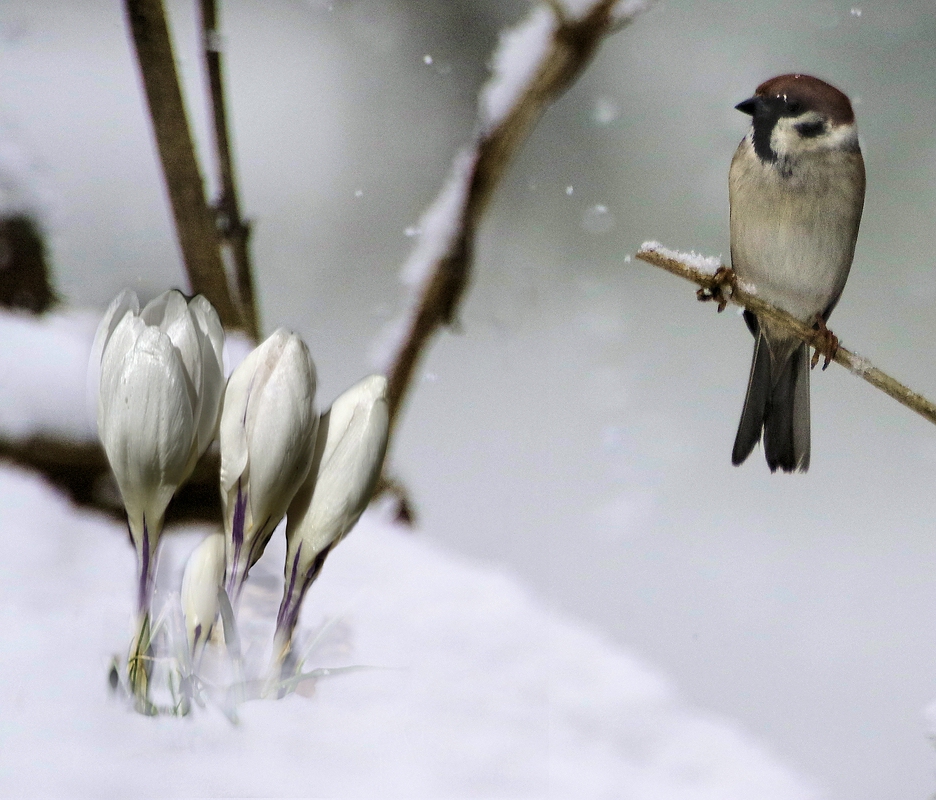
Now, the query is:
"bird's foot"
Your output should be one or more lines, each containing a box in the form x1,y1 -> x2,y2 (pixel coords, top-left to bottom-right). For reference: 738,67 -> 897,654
696,266 -> 736,313
810,316 -> 839,370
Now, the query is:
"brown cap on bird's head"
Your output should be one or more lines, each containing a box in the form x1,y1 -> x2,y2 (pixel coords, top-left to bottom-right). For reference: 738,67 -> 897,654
753,74 -> 855,125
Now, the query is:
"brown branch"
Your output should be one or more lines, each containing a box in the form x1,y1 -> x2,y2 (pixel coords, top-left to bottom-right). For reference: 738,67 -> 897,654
123,0 -> 242,331
385,0 -> 643,431
0,434 -> 223,526
199,0 -> 260,341
636,243 -> 936,427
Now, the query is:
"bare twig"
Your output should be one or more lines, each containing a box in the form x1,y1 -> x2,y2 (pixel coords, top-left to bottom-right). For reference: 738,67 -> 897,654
385,0 -> 642,431
123,0 -> 241,331
199,0 -> 260,341
636,243 -> 936,427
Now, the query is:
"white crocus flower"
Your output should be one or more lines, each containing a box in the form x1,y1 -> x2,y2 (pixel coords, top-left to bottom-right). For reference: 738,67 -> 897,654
95,289 -> 224,607
273,375 -> 390,663
181,532 -> 226,660
219,329 -> 319,605
93,289 -> 224,701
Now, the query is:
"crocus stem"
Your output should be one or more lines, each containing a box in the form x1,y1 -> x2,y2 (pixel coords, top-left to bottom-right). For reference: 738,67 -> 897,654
128,514 -> 160,713
135,516 -> 157,614
224,564 -> 246,608
216,585 -> 247,706
128,610 -> 155,714
269,543 -> 333,686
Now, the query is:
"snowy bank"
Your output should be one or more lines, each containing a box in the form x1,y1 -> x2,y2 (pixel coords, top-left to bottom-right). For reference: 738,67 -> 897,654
0,466 -> 821,798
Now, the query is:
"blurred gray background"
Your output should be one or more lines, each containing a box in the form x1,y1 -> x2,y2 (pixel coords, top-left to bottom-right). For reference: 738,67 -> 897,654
1,1 -> 935,798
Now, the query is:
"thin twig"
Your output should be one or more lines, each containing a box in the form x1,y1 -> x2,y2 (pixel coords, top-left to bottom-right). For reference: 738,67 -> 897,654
123,0 -> 241,331
636,243 -> 936,427
199,0 -> 260,341
385,0 -> 641,431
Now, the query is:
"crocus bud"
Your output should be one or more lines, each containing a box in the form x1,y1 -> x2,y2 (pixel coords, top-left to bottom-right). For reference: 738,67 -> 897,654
181,532 -> 226,660
219,329 -> 319,605
93,289 -> 224,703
95,289 -> 224,611
273,375 -> 390,662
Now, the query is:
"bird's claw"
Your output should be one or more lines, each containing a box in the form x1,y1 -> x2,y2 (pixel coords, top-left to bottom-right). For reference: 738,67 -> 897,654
696,266 -> 736,313
810,316 -> 839,370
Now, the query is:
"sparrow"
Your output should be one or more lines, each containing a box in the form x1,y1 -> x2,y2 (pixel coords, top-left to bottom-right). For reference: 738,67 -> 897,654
729,74 -> 865,472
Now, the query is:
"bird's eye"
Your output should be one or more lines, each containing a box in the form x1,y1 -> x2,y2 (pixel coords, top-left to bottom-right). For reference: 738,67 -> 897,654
786,100 -> 803,115
795,120 -> 825,138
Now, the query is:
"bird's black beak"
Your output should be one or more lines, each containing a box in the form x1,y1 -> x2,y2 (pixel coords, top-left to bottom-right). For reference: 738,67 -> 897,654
735,96 -> 758,116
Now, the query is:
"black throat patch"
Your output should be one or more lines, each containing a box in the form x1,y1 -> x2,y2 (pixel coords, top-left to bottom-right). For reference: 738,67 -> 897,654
750,102 -> 783,163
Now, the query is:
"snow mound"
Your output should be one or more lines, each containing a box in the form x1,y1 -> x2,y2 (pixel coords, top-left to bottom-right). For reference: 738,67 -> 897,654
0,466 -> 821,798
0,307 -> 99,440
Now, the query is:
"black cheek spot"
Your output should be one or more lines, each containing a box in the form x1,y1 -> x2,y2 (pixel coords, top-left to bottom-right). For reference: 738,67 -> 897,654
796,120 -> 825,138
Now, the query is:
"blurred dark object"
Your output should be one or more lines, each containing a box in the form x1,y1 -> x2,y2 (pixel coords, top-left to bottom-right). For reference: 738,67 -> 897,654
0,434 -> 223,525
375,474 -> 416,527
0,432 -> 408,530
0,215 -> 56,314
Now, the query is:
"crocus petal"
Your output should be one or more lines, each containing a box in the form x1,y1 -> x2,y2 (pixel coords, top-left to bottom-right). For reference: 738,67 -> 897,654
181,532 -> 226,656
92,289 -> 140,365
189,294 -> 225,371
99,324 -> 195,537
87,290 -> 139,429
153,292 -> 202,418
218,344 -> 258,499
189,295 -> 225,455
97,311 -> 147,454
140,288 -> 186,328
164,306 -> 202,391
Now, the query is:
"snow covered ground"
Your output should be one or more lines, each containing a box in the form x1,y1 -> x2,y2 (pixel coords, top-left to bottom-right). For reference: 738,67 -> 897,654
0,460 -> 821,798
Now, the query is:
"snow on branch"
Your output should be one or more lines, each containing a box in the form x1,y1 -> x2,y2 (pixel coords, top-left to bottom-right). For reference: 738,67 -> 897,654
636,242 -> 936,428
382,0 -> 647,431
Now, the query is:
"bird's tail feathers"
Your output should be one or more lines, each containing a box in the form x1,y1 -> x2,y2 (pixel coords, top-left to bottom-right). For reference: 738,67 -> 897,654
732,332 -> 811,473
732,331 -> 771,467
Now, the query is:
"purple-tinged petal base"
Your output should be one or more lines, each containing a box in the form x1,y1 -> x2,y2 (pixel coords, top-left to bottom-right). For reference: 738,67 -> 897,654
272,543 -> 333,669
224,481 -> 249,602
136,516 -> 153,614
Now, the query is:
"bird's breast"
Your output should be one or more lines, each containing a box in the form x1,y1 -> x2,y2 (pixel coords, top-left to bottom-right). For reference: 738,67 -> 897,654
729,140 -> 864,322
